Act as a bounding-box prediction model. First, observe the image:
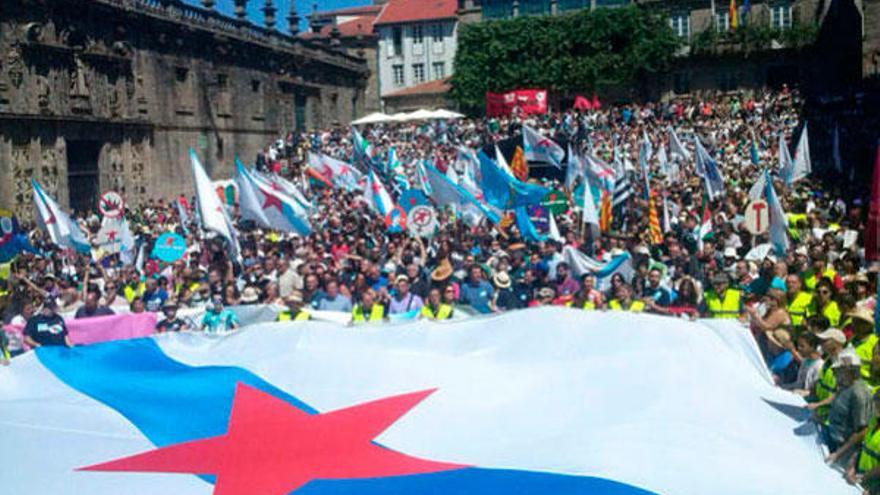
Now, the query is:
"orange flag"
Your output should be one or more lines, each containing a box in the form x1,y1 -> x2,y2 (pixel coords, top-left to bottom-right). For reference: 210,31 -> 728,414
648,192 -> 663,245
510,146 -> 529,182
599,191 -> 613,232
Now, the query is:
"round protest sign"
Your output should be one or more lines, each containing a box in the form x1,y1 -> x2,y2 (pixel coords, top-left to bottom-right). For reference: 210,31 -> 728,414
744,200 -> 770,235
407,205 -> 438,238
385,206 -> 407,234
98,191 -> 125,218
152,232 -> 187,263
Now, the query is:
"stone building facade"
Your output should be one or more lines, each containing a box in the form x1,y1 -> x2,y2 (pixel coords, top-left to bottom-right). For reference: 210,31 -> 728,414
0,0 -> 369,217
301,3 -> 384,114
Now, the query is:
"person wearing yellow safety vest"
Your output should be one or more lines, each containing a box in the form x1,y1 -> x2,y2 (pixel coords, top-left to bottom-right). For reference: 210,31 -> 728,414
843,391 -> 880,493
277,291 -> 311,322
700,272 -> 743,319
351,289 -> 388,325
823,351 -> 874,467
420,288 -> 454,321
805,328 -> 847,424
608,284 -> 645,312
813,278 -> 842,327
849,307 -> 879,383
803,247 -> 842,292
785,274 -> 813,329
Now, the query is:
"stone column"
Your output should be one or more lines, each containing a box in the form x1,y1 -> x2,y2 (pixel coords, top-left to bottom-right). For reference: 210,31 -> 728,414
234,0 -> 248,21
287,1 -> 301,35
263,0 -> 277,30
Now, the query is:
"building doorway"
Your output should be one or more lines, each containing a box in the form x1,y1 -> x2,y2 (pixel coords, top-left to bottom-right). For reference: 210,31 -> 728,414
66,140 -> 101,215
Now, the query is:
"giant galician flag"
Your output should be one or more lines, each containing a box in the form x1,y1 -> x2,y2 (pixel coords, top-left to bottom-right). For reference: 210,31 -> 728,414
0,309 -> 856,495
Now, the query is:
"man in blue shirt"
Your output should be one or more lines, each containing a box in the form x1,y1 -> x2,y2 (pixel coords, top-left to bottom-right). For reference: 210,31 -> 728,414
141,277 -> 168,313
459,265 -> 494,314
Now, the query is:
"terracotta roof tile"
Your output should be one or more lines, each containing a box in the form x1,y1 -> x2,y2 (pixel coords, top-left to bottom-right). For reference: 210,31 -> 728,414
384,77 -> 452,98
374,0 -> 457,26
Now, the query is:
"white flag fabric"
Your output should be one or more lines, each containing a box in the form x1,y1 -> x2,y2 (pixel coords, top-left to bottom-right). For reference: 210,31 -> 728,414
789,123 -> 812,184
562,246 -> 634,291
548,212 -> 563,242
522,125 -> 564,168
748,168 -> 768,201
778,132 -> 794,177
31,179 -> 90,253
667,126 -> 691,162
364,169 -> 396,217
189,149 -> 241,263
1,308 -> 854,495
234,161 -> 311,235
765,169 -> 791,256
308,152 -> 363,192
580,174 -> 600,237
494,145 -> 514,177
694,138 -> 725,200
565,144 -> 584,190
94,216 -> 134,257
253,169 -> 313,212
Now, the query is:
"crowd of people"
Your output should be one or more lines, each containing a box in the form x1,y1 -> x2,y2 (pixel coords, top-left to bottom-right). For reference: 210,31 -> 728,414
2,87 -> 880,491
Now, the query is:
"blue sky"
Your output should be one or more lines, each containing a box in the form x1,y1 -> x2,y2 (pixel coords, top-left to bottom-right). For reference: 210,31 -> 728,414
182,0 -> 372,33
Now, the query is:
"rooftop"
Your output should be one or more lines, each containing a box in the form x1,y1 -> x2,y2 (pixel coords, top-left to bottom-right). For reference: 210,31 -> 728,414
300,15 -> 377,39
384,77 -> 452,98
373,0 -> 458,26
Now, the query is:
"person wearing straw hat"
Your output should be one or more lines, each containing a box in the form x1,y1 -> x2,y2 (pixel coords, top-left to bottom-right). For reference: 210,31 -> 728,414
277,291 -> 311,322
849,307 -> 879,383
492,271 -> 518,311
825,350 -> 873,465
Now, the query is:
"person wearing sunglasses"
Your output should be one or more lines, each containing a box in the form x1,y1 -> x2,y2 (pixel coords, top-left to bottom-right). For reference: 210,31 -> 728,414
813,278 -> 842,328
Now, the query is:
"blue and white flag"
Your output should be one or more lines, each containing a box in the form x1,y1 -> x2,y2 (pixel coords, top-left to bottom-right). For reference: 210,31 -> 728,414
565,144 -> 585,191
235,160 -> 311,236
667,126 -> 691,162
364,169 -> 396,217
1,309 -> 853,495
190,149 -> 241,263
562,246 -> 634,291
515,206 -> 547,243
478,151 -> 550,210
351,127 -> 374,170
424,162 -> 499,225
765,169 -> 790,256
695,138 -> 725,200
522,125 -> 564,168
32,179 -> 90,254
777,132 -> 794,177
787,122 -> 812,185
308,152 -> 363,192
175,198 -> 190,234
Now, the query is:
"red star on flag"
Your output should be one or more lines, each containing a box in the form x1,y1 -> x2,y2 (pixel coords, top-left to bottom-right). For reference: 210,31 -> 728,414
80,383 -> 463,495
106,231 -> 117,242
261,189 -> 284,212
44,211 -> 57,225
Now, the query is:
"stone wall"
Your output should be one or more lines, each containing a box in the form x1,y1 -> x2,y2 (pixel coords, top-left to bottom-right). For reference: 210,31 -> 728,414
0,0 -> 368,218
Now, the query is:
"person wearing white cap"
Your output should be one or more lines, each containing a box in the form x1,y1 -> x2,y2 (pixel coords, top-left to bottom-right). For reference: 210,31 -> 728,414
806,328 -> 848,423
825,349 -> 873,464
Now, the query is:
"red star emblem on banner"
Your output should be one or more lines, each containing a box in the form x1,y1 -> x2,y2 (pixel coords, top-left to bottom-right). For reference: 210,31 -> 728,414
261,189 -> 284,212
80,384 -> 463,495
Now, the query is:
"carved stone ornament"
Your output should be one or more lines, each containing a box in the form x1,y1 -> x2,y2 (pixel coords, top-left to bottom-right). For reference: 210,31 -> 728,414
7,47 -> 25,89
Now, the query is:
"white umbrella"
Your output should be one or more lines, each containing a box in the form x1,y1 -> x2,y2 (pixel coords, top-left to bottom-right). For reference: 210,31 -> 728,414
351,112 -> 393,125
404,109 -> 437,121
430,109 -> 465,119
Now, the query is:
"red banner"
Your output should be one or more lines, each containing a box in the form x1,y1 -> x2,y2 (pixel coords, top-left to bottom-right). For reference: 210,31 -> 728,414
485,89 -> 548,117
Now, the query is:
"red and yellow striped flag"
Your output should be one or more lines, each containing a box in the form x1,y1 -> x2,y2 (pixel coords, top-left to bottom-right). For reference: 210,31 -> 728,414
510,146 -> 529,182
599,191 -> 613,232
648,192 -> 663,245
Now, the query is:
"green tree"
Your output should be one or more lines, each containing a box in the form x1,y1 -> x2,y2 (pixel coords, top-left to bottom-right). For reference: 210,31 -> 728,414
451,6 -> 682,114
